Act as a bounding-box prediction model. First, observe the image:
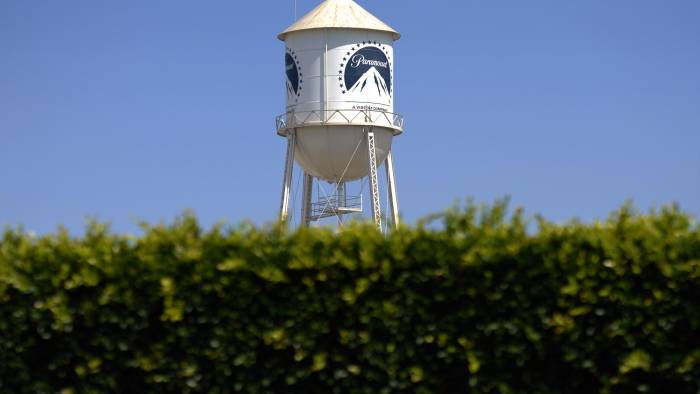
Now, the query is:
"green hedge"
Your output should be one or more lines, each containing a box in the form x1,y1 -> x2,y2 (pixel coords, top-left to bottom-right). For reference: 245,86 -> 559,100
1,202 -> 699,393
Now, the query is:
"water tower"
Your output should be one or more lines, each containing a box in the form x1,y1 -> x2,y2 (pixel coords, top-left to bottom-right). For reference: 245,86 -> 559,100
276,0 -> 403,230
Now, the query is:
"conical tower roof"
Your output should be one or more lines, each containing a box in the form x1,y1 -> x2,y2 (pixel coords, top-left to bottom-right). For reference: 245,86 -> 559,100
278,0 -> 400,41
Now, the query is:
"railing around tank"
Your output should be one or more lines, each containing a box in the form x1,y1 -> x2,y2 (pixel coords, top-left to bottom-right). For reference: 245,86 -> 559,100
276,109 -> 404,135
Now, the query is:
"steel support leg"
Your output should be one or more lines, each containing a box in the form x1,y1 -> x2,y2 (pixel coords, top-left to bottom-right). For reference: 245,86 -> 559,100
279,131 -> 296,223
385,151 -> 400,229
301,172 -> 313,227
367,129 -> 382,231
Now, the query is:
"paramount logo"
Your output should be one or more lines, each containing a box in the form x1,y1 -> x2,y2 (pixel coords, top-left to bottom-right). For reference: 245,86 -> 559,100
342,45 -> 392,97
351,54 -> 388,69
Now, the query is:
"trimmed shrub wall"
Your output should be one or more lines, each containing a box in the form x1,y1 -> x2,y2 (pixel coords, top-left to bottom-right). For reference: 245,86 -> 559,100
1,203 -> 699,393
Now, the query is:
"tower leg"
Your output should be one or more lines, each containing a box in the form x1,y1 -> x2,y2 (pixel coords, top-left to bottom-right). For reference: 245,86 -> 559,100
367,129 -> 382,231
301,172 -> 313,227
279,131 -> 296,223
385,151 -> 400,229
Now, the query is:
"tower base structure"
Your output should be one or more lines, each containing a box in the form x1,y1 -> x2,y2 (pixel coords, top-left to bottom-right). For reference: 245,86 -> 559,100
278,127 -> 400,232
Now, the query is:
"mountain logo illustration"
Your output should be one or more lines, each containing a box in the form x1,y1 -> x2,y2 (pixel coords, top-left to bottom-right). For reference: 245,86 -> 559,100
348,67 -> 390,99
285,49 -> 302,100
340,43 -> 392,98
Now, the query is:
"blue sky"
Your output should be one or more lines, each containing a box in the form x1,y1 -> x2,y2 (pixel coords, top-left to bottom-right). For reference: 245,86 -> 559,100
1,0 -> 699,234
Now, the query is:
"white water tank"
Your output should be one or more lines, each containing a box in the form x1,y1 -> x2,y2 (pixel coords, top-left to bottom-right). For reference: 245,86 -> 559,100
277,0 -> 403,182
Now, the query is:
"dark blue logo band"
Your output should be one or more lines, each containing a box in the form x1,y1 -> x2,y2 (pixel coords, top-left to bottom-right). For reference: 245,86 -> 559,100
340,44 -> 392,97
285,50 -> 301,98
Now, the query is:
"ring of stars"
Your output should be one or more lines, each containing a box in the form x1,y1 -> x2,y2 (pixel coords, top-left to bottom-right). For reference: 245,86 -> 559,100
285,47 -> 303,100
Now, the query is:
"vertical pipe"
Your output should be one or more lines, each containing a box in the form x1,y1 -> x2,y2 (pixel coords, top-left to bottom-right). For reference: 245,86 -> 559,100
337,182 -> 346,224
338,182 -> 347,207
